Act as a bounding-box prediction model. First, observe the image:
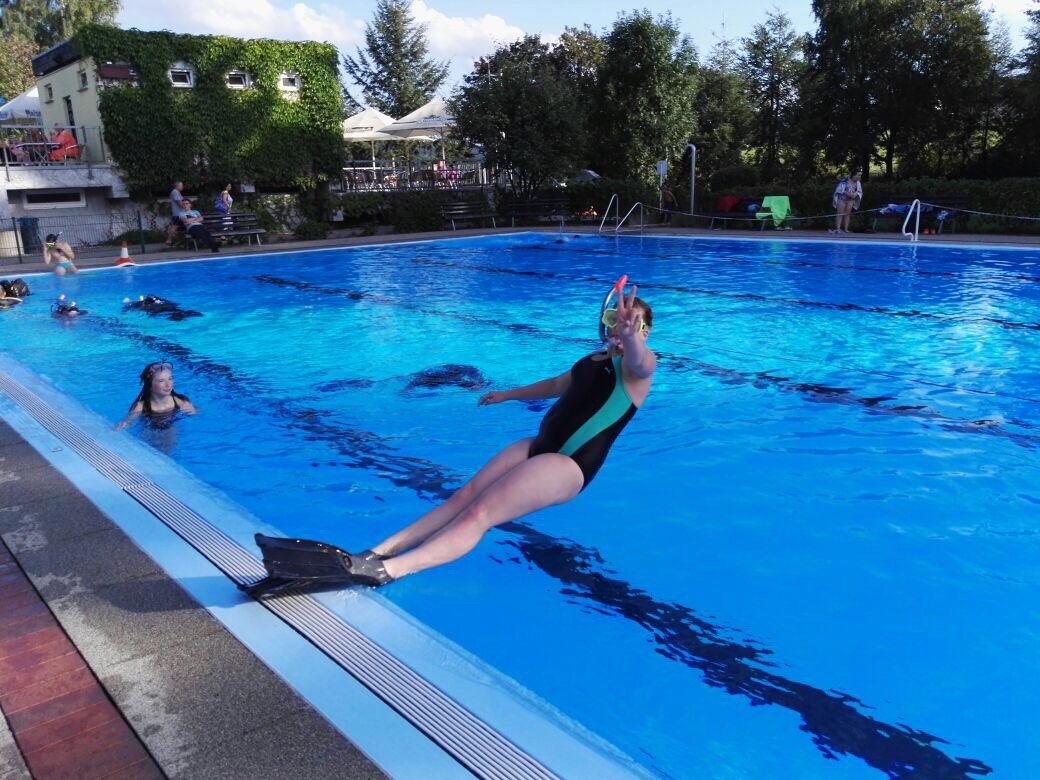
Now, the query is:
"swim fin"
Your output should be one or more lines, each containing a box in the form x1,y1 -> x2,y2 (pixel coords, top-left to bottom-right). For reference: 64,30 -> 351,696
240,534 -> 391,598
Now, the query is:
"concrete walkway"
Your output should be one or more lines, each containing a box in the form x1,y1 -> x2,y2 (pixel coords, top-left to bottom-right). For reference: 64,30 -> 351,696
0,419 -> 385,779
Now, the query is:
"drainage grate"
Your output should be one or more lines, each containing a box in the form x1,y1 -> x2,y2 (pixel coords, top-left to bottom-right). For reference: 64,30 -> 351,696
0,371 -> 559,780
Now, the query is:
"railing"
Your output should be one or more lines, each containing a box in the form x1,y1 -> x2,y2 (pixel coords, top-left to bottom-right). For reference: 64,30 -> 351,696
0,211 -> 145,264
1,124 -> 109,181
339,158 -> 488,191
598,194 -> 619,232
901,198 -> 921,241
616,201 -> 647,232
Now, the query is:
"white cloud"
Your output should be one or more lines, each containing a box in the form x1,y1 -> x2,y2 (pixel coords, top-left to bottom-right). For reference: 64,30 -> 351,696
117,0 -> 523,95
119,0 -> 364,51
410,0 -> 524,62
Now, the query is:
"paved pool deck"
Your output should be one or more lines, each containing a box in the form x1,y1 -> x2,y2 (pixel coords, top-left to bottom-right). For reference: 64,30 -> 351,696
1,224 -> 1038,778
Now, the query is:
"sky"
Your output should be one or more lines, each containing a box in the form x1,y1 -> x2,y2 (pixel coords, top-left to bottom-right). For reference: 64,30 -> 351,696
117,0 -> 1038,99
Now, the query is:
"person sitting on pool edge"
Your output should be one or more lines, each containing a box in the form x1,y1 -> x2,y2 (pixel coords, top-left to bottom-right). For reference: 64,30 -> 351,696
116,362 -> 197,430
42,234 -> 79,276
247,280 -> 655,594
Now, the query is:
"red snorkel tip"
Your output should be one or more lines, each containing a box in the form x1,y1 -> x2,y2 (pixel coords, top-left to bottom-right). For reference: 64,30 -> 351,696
613,275 -> 628,294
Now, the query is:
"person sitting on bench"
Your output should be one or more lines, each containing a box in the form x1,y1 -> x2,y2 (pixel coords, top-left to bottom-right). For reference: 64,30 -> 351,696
180,200 -> 220,253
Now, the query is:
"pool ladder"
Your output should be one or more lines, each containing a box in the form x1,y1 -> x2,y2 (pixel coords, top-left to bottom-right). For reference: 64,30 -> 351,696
902,199 -> 921,241
599,194 -> 648,233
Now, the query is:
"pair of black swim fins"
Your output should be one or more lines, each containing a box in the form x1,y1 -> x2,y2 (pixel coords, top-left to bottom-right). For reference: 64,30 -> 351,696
240,534 -> 391,599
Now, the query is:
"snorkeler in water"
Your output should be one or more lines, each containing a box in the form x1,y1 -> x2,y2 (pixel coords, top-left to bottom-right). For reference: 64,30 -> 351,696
122,294 -> 202,321
51,294 -> 86,318
244,276 -> 656,597
116,361 -> 198,430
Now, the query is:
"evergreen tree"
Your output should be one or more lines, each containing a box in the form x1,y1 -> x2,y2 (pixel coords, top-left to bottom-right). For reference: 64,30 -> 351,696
342,0 -> 448,118
739,11 -> 806,181
591,11 -> 698,185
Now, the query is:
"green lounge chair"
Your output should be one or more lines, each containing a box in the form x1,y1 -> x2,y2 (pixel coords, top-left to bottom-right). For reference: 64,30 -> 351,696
755,196 -> 791,228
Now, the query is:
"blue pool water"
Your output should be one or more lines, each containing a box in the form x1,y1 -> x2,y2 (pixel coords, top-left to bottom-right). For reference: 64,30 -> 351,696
2,233 -> 1038,778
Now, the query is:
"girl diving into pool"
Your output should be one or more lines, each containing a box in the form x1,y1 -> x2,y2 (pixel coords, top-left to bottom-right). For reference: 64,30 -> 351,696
244,277 -> 656,597
116,362 -> 198,430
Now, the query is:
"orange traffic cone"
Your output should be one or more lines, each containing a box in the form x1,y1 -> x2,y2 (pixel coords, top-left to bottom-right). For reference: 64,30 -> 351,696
116,241 -> 136,266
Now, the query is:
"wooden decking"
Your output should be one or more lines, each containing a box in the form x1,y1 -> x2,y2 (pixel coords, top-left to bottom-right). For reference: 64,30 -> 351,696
0,539 -> 163,779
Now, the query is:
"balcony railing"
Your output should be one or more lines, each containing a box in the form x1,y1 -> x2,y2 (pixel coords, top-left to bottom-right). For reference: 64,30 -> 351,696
339,158 -> 489,191
0,124 -> 109,179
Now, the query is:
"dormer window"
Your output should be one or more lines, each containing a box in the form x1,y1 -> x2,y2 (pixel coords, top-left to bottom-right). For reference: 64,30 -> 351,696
226,70 -> 251,89
168,61 -> 195,88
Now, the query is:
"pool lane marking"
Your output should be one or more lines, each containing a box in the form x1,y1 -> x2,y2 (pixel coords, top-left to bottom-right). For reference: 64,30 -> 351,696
534,235 -> 1040,285
250,274 -> 1040,448
400,256 -> 1040,408
47,305 -> 996,777
411,255 -> 1040,335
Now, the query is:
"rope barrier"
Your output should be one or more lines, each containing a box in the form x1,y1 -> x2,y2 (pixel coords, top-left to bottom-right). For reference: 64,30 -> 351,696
630,200 -> 1040,228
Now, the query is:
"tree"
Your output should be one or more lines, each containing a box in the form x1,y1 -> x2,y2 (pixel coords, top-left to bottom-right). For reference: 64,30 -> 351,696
998,1 -> 1040,175
449,36 -> 588,198
1,0 -> 120,48
590,12 -> 699,185
806,0 -> 993,179
1,0 -> 120,100
694,36 -> 754,185
738,11 -> 806,181
342,0 -> 447,118
0,30 -> 35,100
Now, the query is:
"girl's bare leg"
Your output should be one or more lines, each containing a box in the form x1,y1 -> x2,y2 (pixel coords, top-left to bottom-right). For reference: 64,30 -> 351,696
384,452 -> 583,579
370,437 -> 534,557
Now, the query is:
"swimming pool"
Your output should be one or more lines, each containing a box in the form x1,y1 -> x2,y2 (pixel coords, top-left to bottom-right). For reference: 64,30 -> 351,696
2,232 -> 1037,778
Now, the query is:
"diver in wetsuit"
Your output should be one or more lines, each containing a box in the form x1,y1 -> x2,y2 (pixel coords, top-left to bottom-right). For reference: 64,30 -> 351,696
243,279 -> 655,597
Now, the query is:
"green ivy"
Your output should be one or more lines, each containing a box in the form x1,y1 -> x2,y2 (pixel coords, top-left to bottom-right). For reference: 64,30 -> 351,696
74,25 -> 344,193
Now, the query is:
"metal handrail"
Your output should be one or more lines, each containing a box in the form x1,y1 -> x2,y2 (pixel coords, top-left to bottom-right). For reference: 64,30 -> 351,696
598,193 -> 619,233
901,199 -> 921,241
616,201 -> 646,232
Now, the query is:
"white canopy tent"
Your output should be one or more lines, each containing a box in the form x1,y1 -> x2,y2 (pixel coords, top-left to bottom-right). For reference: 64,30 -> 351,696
342,106 -> 434,167
0,87 -> 42,124
381,97 -> 454,158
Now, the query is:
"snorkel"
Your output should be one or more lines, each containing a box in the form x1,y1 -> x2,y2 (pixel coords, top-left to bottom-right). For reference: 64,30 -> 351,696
599,274 -> 628,350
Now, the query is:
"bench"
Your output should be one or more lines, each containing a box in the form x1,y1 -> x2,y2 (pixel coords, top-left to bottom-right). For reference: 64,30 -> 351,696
501,198 -> 570,227
181,212 -> 266,249
440,201 -> 497,231
707,196 -> 772,230
870,196 -> 970,234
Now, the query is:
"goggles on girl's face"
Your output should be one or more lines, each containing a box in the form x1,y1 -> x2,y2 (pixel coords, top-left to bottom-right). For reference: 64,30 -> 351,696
147,361 -> 173,376
601,308 -> 647,333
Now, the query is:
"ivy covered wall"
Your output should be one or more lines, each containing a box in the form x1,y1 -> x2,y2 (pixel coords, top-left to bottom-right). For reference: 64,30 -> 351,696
74,25 -> 343,192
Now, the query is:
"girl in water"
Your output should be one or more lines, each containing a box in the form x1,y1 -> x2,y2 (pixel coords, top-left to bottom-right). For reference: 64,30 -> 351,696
116,362 -> 197,430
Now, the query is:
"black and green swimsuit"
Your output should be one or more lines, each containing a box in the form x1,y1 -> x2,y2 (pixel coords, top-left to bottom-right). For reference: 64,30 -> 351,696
529,353 -> 638,488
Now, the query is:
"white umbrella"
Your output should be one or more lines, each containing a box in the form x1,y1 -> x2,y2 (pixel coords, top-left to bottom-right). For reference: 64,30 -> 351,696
382,97 -> 454,158
0,87 -> 42,124
343,107 -> 399,167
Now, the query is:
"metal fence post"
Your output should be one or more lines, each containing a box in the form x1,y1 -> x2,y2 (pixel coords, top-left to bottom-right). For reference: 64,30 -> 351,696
137,210 -> 146,254
12,217 -> 23,265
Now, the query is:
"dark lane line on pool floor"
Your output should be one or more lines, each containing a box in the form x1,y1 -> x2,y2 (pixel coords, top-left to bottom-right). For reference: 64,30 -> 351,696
411,255 -> 1040,335
81,310 -> 992,779
527,236 -> 1040,285
252,274 -> 1040,449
